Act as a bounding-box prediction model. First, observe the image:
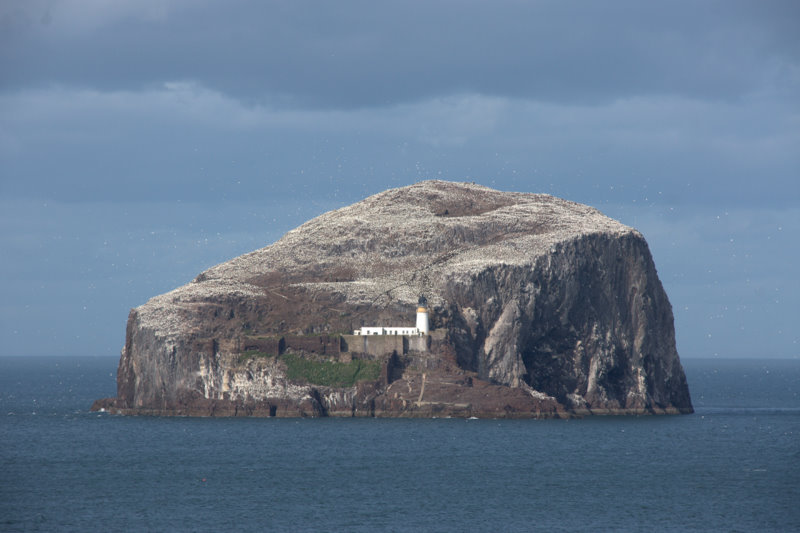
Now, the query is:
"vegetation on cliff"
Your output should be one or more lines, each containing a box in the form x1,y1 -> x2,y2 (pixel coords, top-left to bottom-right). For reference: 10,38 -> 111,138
239,350 -> 381,388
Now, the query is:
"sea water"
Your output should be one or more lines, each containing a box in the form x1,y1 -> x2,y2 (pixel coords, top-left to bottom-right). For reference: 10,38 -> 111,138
1,356 -> 798,532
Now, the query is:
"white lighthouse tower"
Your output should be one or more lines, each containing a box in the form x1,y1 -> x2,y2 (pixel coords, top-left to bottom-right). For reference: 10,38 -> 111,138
415,296 -> 429,334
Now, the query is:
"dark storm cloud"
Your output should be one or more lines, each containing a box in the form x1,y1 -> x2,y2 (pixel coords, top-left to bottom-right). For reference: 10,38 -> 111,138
2,0 -> 798,108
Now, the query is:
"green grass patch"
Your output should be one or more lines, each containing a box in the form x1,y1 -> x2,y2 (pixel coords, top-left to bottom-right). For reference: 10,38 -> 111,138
281,353 -> 381,387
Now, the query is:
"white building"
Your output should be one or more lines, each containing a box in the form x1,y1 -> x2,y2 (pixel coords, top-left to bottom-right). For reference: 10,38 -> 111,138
415,305 -> 429,334
353,304 -> 430,336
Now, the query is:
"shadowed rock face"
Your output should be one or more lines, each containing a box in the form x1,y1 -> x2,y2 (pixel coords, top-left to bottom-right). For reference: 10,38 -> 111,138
94,180 -> 692,417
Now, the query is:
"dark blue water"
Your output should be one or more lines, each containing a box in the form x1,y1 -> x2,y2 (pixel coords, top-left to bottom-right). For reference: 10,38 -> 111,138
1,357 -> 798,532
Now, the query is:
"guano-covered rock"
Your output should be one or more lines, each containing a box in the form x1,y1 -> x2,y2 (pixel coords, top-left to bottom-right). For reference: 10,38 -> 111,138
93,180 -> 692,418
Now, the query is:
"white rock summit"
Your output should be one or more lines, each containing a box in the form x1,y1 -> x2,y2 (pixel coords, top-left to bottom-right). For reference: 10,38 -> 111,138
95,180 -> 693,418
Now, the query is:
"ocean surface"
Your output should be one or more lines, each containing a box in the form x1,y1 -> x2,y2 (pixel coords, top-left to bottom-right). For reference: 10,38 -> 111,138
1,357 -> 798,532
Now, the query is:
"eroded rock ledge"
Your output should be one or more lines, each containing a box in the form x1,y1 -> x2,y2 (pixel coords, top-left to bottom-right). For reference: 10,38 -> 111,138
93,180 -> 692,418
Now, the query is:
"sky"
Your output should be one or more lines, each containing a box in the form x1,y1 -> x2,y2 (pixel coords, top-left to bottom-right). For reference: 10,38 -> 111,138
1,0 -> 798,359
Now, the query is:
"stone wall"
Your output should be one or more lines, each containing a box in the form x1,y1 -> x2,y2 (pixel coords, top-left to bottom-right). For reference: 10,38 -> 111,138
284,335 -> 342,356
241,335 -> 342,356
343,334 -> 430,357
241,336 -> 283,355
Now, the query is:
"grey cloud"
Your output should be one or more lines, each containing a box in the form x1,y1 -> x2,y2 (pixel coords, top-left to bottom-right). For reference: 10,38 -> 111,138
2,1 -> 798,108
1,85 -> 797,207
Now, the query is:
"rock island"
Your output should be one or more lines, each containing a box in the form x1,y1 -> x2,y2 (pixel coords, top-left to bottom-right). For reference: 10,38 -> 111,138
93,180 -> 693,417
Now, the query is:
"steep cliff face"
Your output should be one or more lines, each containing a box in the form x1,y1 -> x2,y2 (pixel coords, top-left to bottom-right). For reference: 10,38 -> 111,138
442,232 -> 690,413
95,180 -> 692,417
